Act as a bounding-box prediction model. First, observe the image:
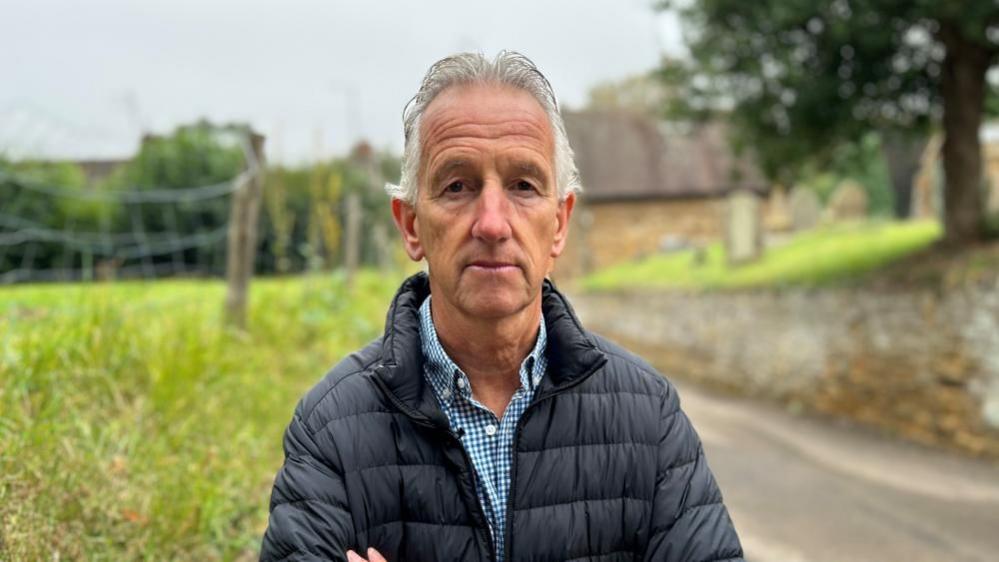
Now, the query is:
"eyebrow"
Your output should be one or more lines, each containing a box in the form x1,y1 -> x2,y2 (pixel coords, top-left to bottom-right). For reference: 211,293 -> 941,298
430,158 -> 473,188
509,160 -> 551,193
511,161 -> 546,180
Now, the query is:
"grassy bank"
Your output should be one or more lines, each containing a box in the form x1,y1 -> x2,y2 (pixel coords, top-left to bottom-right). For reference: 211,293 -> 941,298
582,220 -> 942,292
0,272 -> 401,560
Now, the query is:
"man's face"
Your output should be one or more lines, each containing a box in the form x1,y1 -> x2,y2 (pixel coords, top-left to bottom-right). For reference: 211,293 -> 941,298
392,83 -> 574,320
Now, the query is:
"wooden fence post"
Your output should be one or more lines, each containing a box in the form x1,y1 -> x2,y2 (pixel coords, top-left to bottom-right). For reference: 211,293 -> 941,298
343,191 -> 362,289
225,132 -> 265,329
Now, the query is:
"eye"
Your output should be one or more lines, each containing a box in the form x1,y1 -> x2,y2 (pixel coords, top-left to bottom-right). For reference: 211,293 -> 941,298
444,181 -> 466,194
514,180 -> 536,192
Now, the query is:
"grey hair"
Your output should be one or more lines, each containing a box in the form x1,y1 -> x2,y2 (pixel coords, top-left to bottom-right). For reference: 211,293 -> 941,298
385,51 -> 582,204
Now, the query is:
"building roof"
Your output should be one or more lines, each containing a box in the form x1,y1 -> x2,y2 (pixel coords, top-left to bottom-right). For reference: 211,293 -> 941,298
563,110 -> 768,202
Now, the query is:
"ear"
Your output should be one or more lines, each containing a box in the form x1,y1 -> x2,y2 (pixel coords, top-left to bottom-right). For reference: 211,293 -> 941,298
550,192 -> 575,258
391,198 -> 425,261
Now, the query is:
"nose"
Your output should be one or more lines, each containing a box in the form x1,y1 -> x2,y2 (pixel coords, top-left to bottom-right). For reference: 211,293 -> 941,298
470,181 -> 512,243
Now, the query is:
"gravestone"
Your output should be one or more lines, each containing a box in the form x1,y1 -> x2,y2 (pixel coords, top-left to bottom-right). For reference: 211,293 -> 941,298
789,187 -> 822,230
985,140 -> 999,215
725,189 -> 762,264
765,187 -> 793,232
828,180 -> 868,221
911,135 -> 943,219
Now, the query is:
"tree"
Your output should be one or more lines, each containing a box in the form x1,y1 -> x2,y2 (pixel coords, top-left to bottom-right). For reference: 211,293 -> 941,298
103,120 -> 246,234
663,0 -> 999,244
585,72 -> 672,115
0,158 -> 120,275
101,120 -> 247,274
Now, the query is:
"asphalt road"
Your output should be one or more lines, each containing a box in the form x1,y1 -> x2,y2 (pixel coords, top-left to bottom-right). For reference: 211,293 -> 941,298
675,381 -> 999,562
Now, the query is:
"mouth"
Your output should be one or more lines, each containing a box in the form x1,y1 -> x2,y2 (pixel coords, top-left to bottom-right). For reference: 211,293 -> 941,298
466,260 -> 519,272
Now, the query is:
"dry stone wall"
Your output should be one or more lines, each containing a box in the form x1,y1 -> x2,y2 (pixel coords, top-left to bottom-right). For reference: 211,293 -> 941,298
572,279 -> 999,458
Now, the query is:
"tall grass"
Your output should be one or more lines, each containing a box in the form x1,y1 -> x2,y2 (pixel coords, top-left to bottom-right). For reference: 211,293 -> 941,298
0,272 -> 400,561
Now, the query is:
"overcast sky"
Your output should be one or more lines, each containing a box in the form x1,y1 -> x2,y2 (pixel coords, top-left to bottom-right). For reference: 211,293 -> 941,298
1,0 -> 684,163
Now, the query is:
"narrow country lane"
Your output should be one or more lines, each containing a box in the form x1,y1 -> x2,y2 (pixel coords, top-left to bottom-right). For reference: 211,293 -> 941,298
673,381 -> 999,562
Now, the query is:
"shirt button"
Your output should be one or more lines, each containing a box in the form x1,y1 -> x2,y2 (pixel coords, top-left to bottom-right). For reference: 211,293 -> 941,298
485,424 -> 497,436
441,389 -> 451,399
456,378 -> 466,389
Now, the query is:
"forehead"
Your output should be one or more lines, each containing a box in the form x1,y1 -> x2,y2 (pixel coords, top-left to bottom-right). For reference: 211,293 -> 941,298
419,83 -> 555,161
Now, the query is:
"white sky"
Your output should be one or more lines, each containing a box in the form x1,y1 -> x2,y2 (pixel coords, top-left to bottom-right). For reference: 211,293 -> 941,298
0,0 -> 685,163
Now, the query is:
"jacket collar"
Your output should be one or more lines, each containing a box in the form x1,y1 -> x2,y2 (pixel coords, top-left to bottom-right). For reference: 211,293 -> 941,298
372,271 -> 607,426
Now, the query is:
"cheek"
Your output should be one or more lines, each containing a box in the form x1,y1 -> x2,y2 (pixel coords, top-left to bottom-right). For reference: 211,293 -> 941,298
536,209 -> 559,239
417,211 -> 457,255
526,214 -> 559,261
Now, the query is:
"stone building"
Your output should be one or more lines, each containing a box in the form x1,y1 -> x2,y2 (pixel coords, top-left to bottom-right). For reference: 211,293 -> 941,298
555,110 -> 771,280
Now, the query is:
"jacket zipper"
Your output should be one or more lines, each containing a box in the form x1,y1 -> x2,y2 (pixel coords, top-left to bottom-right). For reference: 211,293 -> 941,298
446,429 -> 497,561
502,354 -> 607,562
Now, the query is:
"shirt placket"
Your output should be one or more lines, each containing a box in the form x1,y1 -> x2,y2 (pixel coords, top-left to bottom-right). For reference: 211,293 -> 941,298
461,375 -> 533,559
462,382 -> 504,508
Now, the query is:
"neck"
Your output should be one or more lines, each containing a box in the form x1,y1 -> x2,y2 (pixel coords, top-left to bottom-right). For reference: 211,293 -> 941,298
429,293 -> 541,401
431,298 -> 540,379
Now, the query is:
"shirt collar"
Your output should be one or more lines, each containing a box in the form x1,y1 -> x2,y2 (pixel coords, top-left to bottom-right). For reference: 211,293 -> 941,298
419,295 -> 547,408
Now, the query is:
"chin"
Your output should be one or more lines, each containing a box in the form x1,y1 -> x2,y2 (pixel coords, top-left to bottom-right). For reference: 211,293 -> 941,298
457,288 -> 531,320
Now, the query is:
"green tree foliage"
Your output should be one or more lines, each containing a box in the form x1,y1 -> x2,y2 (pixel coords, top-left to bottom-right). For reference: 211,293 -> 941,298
103,121 -> 245,234
2,127 -> 403,280
585,72 -> 671,115
1,122 -> 247,279
0,158 -> 117,274
99,121 -> 247,275
110,122 -> 245,191
662,0 -> 999,244
1,158 -> 92,226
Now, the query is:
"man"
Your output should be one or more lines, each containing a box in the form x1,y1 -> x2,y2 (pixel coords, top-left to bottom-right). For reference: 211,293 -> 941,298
260,51 -> 743,562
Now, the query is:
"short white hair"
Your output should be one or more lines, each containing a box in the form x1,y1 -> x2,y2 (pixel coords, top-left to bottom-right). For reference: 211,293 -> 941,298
386,51 -> 582,204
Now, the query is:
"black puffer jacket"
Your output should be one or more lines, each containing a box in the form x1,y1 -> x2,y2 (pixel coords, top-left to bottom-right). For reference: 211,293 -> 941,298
261,273 -> 743,562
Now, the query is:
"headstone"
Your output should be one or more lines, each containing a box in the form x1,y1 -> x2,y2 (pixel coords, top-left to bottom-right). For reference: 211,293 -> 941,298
911,135 -> 943,219
985,141 -> 999,215
827,179 -> 868,221
725,189 -> 762,264
764,186 -> 793,232
789,187 -> 822,230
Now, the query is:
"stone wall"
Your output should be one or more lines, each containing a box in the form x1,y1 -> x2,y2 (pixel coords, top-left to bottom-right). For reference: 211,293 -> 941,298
572,280 -> 999,458
554,195 -> 788,282
554,198 -> 725,281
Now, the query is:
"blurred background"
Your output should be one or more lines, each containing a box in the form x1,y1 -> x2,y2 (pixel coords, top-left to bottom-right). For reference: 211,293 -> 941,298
1,0 -> 998,560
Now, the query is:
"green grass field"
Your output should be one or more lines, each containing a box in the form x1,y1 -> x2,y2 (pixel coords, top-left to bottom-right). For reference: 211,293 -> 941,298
582,220 -> 942,292
0,271 -> 402,561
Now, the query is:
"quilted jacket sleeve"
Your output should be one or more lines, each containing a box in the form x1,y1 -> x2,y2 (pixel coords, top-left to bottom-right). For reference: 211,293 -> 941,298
260,401 -> 356,561
642,384 -> 744,562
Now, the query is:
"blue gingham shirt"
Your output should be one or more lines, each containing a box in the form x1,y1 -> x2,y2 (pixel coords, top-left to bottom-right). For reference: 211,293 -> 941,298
419,296 -> 547,562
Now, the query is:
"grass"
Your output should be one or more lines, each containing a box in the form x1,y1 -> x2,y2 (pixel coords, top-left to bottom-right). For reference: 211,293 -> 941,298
0,271 -> 402,561
582,220 -> 943,292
